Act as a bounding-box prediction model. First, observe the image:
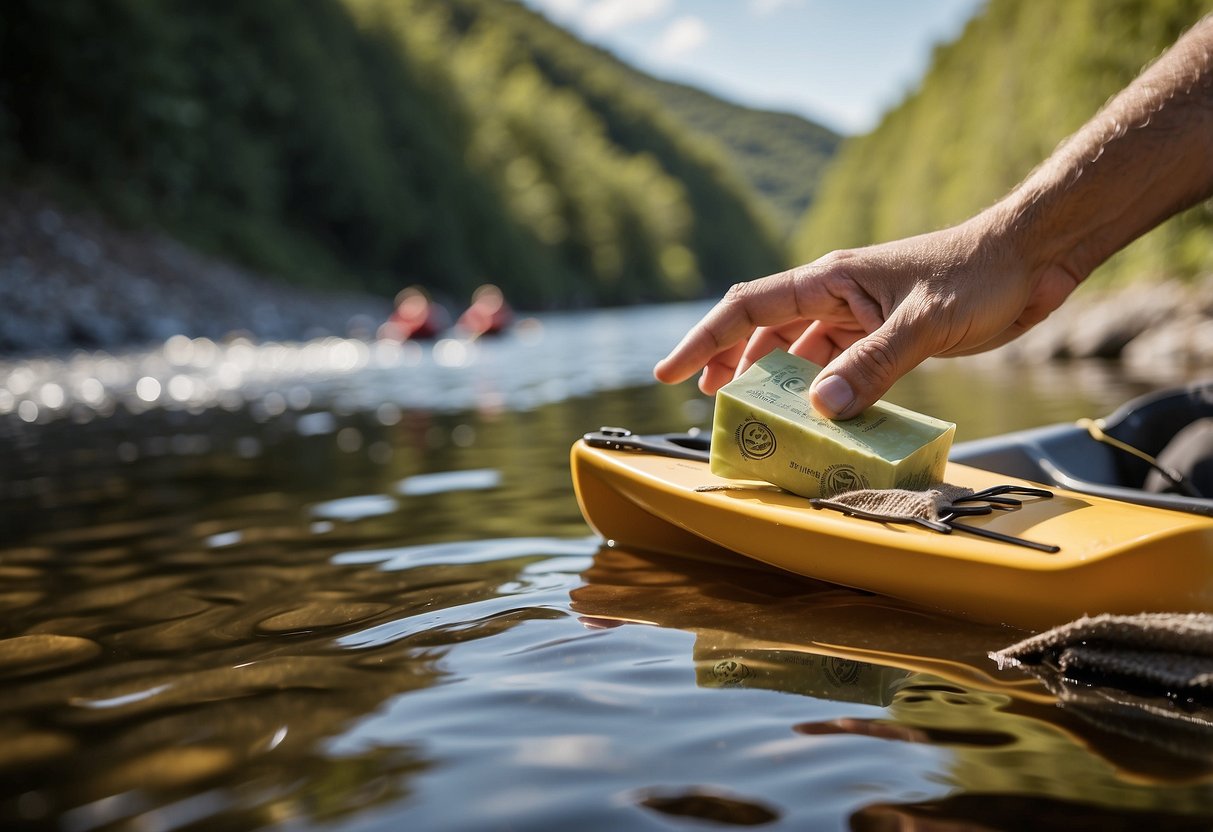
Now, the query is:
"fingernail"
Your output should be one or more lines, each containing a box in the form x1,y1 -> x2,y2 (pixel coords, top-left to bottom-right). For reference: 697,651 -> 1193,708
813,375 -> 854,418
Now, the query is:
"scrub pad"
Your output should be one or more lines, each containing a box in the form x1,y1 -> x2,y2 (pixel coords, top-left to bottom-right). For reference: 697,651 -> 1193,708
710,350 -> 955,498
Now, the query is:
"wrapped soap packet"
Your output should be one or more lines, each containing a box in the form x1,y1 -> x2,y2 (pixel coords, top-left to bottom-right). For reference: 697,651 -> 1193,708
710,350 -> 955,498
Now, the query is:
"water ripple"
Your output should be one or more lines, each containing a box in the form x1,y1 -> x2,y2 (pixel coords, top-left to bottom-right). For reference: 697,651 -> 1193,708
309,494 -> 399,522
331,537 -> 597,571
396,469 -> 501,497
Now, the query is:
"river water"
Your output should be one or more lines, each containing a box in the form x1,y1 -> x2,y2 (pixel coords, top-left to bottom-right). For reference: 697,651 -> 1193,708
2,301 -> 1212,830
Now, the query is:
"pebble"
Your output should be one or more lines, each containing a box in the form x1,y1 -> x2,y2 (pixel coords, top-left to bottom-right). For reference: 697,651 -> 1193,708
0,634 -> 102,677
56,575 -> 189,613
0,591 -> 46,612
256,601 -> 391,635
89,746 -> 235,793
0,730 -> 77,768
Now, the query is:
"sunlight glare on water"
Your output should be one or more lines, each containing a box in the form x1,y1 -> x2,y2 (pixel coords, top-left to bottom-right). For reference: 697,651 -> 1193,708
2,302 -> 1213,830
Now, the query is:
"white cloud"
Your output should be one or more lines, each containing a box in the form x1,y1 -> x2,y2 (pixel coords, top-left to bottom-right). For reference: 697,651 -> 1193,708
582,0 -> 672,35
528,0 -> 587,26
653,15 -> 709,59
748,0 -> 805,16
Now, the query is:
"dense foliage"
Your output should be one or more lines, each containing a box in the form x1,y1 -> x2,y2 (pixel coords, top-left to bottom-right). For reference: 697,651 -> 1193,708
794,0 -> 1213,284
0,0 -> 810,307
635,77 -> 840,233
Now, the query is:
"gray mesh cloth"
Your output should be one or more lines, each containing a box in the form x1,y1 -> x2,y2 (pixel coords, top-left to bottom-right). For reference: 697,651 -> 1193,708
992,613 -> 1213,758
992,612 -> 1213,695
809,484 -> 977,521
694,483 -> 977,521
696,481 -> 1061,552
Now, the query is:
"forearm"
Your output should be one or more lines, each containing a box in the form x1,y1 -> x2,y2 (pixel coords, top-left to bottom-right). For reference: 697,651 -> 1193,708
991,14 -> 1213,281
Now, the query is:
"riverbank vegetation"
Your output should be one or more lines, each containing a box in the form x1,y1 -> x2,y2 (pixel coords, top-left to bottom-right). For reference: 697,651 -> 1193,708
794,0 -> 1213,285
2,0 -> 1207,330
0,0 -> 839,309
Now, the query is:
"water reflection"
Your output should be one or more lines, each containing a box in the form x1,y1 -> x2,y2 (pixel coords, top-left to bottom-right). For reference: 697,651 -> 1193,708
0,520 -> 594,827
573,546 -> 1213,821
2,304 -> 1213,829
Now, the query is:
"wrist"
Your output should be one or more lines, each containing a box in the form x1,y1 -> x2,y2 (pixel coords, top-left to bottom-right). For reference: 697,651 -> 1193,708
976,175 -> 1094,287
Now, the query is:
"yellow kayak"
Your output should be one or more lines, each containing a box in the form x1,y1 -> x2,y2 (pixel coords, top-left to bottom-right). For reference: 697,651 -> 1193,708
570,435 -> 1213,630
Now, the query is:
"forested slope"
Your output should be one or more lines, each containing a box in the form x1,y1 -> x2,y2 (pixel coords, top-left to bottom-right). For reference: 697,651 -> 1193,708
636,78 -> 840,232
0,0 -> 837,308
794,0 -> 1212,284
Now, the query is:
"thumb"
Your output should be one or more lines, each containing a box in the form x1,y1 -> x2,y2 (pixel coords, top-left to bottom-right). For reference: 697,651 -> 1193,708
809,313 -> 938,419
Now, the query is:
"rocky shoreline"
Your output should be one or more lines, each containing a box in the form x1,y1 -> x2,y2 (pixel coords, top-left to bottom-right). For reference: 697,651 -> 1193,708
0,190 -> 390,355
2,188 -> 1212,372
989,274 -> 1213,372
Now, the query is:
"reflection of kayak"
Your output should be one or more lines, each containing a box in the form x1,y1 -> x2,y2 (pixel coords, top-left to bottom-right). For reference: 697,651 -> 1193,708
570,385 -> 1213,630
572,546 -> 1044,701
572,547 -> 1213,784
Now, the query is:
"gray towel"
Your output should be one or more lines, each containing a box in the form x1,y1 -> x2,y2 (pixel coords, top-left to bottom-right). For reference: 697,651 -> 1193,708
991,612 -> 1213,694
992,613 -> 1213,759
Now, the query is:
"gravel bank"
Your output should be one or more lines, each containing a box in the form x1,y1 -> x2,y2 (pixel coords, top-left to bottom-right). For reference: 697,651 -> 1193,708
0,190 -> 390,355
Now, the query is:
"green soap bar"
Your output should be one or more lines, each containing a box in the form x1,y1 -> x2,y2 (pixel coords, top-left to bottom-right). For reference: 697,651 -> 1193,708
694,646 -> 909,706
710,350 -> 955,498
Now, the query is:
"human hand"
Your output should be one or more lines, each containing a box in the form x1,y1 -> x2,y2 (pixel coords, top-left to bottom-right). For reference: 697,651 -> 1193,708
653,214 -> 1082,419
653,14 -> 1213,420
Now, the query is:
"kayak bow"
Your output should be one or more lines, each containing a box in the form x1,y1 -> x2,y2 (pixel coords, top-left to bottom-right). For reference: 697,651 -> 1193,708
570,437 -> 1213,630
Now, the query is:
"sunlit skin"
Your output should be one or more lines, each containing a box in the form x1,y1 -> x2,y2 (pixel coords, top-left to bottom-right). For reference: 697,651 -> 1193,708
655,15 -> 1213,420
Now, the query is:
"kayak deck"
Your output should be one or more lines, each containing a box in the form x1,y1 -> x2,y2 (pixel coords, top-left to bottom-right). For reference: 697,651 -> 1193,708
570,439 -> 1213,630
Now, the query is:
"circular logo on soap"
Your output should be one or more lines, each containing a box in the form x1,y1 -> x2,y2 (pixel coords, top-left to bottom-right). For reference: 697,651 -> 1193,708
820,463 -> 868,495
736,420 -> 776,460
712,659 -> 752,686
779,376 -> 808,394
824,657 -> 863,687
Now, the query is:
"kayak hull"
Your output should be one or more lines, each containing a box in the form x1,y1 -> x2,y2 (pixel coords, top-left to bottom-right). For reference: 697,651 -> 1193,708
570,439 -> 1213,630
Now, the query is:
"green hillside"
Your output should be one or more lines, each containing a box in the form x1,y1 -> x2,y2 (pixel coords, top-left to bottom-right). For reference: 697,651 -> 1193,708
636,78 -> 841,233
0,0 -> 838,308
793,0 -> 1212,285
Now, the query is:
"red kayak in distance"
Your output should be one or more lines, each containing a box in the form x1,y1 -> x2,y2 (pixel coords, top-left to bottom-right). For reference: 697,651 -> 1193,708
378,286 -> 451,341
456,283 -> 514,338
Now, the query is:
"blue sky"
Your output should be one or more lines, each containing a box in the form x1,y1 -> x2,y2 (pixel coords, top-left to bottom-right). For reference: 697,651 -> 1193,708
519,0 -> 988,135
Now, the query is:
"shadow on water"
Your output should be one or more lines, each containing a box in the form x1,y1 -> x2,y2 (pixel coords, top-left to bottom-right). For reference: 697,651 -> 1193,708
1,304 -> 1212,829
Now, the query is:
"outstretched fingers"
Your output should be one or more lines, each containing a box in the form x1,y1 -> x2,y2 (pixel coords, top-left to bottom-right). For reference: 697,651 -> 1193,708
653,274 -> 806,390
735,321 -> 817,378
653,325 -> 744,395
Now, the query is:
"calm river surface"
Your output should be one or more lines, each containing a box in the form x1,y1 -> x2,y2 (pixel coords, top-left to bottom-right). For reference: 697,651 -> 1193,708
2,301 -> 1212,830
